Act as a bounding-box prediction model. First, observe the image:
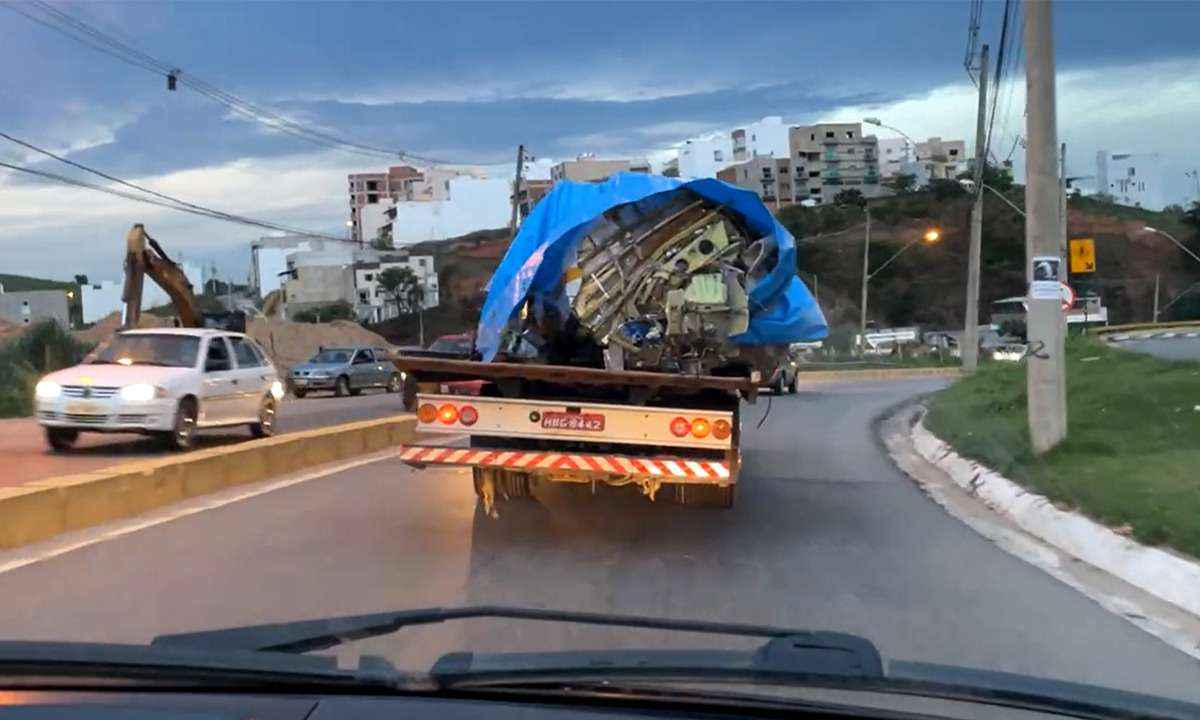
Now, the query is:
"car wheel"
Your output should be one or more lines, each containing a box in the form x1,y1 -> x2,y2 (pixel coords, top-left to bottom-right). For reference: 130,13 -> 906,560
386,373 -> 402,393
773,374 -> 786,394
45,427 -> 79,452
789,372 -> 799,394
335,376 -> 350,397
166,398 -> 198,451
250,395 -> 277,438
293,388 -> 307,399
349,387 -> 363,396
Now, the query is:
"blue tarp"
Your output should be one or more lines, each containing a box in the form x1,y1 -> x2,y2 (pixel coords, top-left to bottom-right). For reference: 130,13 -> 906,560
476,172 -> 828,361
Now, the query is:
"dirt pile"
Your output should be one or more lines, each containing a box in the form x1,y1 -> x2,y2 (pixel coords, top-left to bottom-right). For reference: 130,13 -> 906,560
246,317 -> 394,371
72,312 -> 172,346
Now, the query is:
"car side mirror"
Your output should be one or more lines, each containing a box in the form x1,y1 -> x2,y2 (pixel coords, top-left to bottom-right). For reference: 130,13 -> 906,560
206,358 -> 230,372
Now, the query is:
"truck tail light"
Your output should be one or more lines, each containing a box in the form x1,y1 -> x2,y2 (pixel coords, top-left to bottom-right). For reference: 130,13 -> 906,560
438,404 -> 459,424
712,419 -> 732,440
418,403 -> 438,423
669,416 -> 691,437
690,418 -> 711,438
458,405 -> 478,426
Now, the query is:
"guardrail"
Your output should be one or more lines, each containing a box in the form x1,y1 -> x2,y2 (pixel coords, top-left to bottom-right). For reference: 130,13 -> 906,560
0,416 -> 416,551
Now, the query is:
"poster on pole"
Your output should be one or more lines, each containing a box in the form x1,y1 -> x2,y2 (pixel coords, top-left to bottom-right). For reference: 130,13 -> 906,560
1030,256 -> 1062,299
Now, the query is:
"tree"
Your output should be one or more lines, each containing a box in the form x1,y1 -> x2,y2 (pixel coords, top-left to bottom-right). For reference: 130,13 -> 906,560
73,274 -> 89,285
378,266 -> 422,316
956,161 -> 1014,193
1183,201 -> 1200,233
833,188 -> 865,207
887,173 -> 916,195
370,235 -> 392,251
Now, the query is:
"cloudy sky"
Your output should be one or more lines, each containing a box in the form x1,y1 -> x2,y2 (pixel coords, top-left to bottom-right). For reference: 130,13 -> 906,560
2,1 -> 1198,283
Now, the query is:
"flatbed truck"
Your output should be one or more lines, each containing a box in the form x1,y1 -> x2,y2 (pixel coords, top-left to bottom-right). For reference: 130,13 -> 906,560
393,356 -> 759,512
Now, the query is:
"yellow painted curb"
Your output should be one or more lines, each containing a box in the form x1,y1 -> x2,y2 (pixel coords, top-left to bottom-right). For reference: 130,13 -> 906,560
0,415 -> 416,551
797,367 -> 965,383
1094,321 -> 1200,336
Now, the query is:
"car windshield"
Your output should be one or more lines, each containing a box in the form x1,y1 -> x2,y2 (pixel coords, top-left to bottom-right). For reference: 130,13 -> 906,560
311,349 -> 351,363
87,334 -> 200,368
4,1 -> 1200,717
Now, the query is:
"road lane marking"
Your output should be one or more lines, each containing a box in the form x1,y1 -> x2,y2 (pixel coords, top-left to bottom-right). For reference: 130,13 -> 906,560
0,448 -> 405,576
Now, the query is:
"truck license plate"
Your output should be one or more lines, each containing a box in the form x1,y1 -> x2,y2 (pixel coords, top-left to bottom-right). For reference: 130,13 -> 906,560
541,411 -> 605,432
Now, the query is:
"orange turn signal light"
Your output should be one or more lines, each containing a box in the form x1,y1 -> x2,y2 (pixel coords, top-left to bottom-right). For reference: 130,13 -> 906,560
438,404 -> 459,425
417,403 -> 437,423
690,418 -> 711,438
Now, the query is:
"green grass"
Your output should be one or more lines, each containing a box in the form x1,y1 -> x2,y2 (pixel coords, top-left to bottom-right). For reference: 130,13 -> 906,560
0,273 -> 75,292
926,336 -> 1200,557
0,321 -> 93,418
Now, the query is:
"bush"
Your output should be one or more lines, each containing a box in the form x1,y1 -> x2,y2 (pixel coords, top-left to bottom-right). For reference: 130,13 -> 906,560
292,301 -> 356,323
0,320 -> 93,418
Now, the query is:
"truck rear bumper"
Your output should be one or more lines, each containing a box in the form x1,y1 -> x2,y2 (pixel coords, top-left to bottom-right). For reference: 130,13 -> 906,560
398,444 -> 733,485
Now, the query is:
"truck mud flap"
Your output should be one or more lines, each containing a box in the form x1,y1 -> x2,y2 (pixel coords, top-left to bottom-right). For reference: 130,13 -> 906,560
398,445 -> 731,485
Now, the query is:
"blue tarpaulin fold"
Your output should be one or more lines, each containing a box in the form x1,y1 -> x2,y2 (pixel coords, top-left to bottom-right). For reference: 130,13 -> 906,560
476,172 -> 827,361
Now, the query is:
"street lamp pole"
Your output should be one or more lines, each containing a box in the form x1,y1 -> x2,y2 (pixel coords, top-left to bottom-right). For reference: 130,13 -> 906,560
863,117 -> 919,163
1143,226 -> 1200,266
860,208 -> 871,347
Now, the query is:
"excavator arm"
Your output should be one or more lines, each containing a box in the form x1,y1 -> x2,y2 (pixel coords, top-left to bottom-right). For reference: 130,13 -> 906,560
121,224 -> 203,329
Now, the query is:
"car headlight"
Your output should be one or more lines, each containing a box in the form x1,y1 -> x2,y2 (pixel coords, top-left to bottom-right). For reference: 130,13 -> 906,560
270,380 -> 285,400
119,384 -> 166,402
35,380 -> 62,399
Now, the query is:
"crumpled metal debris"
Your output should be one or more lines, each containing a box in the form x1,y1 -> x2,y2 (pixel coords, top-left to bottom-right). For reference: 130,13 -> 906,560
563,189 -> 784,375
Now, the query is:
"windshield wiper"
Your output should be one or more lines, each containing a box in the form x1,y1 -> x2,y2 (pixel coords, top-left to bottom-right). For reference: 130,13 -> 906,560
151,606 -> 1200,720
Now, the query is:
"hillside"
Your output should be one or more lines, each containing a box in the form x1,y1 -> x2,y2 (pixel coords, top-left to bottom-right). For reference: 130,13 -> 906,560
0,273 -> 75,293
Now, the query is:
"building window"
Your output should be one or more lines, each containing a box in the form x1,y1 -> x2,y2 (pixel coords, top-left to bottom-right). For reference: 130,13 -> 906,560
1128,167 -> 1136,177
949,149 -> 959,156
825,131 -> 835,139
809,171 -> 820,178
811,188 -> 821,195
751,133 -> 756,141
358,291 -> 369,303
367,193 -> 379,204
713,150 -> 724,161
810,133 -> 816,141
846,131 -> 854,139
366,181 -> 379,191
847,147 -> 856,154
364,273 -> 373,281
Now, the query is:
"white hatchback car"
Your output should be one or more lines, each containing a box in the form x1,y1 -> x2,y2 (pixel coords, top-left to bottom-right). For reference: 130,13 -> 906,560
35,328 -> 284,452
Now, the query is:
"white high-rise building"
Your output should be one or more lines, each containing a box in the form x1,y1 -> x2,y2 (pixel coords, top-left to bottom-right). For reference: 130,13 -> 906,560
731,116 -> 791,162
1096,151 -> 1165,210
677,133 -> 736,179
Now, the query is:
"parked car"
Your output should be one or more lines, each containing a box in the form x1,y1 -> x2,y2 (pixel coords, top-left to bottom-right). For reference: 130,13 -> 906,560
764,345 -> 803,394
34,328 -> 283,452
290,346 -> 402,398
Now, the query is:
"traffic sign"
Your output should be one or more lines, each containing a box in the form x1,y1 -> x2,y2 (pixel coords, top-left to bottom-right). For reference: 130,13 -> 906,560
1069,238 -> 1096,273
1059,282 -> 1076,312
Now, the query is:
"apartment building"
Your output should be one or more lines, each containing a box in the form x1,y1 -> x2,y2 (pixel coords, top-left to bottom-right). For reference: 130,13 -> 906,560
718,156 -> 796,210
0,289 -> 69,327
876,137 -> 912,179
731,116 -> 790,162
914,137 -> 967,181
677,133 -> 735,179
513,178 -> 554,224
787,122 -> 882,204
353,254 -> 439,323
550,156 -> 645,183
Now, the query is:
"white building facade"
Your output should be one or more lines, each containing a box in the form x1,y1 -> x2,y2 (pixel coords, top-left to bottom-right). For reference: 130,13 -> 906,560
731,116 -> 790,162
677,133 -> 736,179
353,254 -> 439,323
390,177 -> 511,245
1096,151 -> 1165,209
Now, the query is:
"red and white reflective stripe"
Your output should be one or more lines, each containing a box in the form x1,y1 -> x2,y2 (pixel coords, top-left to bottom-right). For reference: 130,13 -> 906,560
398,445 -> 729,480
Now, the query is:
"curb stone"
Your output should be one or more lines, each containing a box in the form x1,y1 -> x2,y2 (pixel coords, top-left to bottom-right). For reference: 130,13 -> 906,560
911,412 -> 1200,619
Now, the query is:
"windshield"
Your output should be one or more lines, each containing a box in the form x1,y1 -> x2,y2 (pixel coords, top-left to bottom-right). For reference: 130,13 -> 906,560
310,349 -> 351,364
87,334 -> 200,367
3,1 -> 1200,716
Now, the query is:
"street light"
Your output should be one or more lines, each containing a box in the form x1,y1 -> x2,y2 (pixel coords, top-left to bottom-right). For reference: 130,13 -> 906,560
863,117 -> 918,162
1143,226 -> 1200,266
859,207 -> 941,347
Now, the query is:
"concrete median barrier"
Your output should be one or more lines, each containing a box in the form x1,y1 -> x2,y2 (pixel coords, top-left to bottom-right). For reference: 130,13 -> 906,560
0,416 -> 416,551
796,367 -> 964,383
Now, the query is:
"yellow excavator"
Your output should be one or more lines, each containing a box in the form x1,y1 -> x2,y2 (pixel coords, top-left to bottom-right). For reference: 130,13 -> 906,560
120,223 -> 244,330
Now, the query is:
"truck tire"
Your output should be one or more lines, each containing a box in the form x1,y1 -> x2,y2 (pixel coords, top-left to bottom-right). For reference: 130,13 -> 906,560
293,388 -> 307,399
670,483 -> 735,509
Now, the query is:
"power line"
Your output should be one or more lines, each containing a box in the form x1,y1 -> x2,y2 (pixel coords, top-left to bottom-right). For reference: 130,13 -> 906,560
0,155 -> 345,241
964,0 -> 984,85
5,0 -> 461,166
983,0 -> 1015,164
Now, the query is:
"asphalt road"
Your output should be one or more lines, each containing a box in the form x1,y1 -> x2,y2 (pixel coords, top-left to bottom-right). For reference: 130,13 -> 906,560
1109,331 -> 1200,361
0,378 -> 1196,704
4,389 -> 407,487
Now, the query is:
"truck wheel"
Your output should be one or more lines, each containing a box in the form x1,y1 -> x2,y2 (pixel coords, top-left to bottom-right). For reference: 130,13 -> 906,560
165,398 -> 198,451
671,483 -> 735,509
45,428 -> 79,452
335,376 -> 350,397
386,374 -> 402,393
293,388 -> 307,399
250,395 -> 276,438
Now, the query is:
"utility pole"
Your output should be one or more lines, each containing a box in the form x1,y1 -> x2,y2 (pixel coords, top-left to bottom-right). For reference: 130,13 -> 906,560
1153,273 -> 1160,322
508,144 -> 526,236
1024,0 -> 1068,454
859,208 -> 872,354
962,43 -> 989,372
